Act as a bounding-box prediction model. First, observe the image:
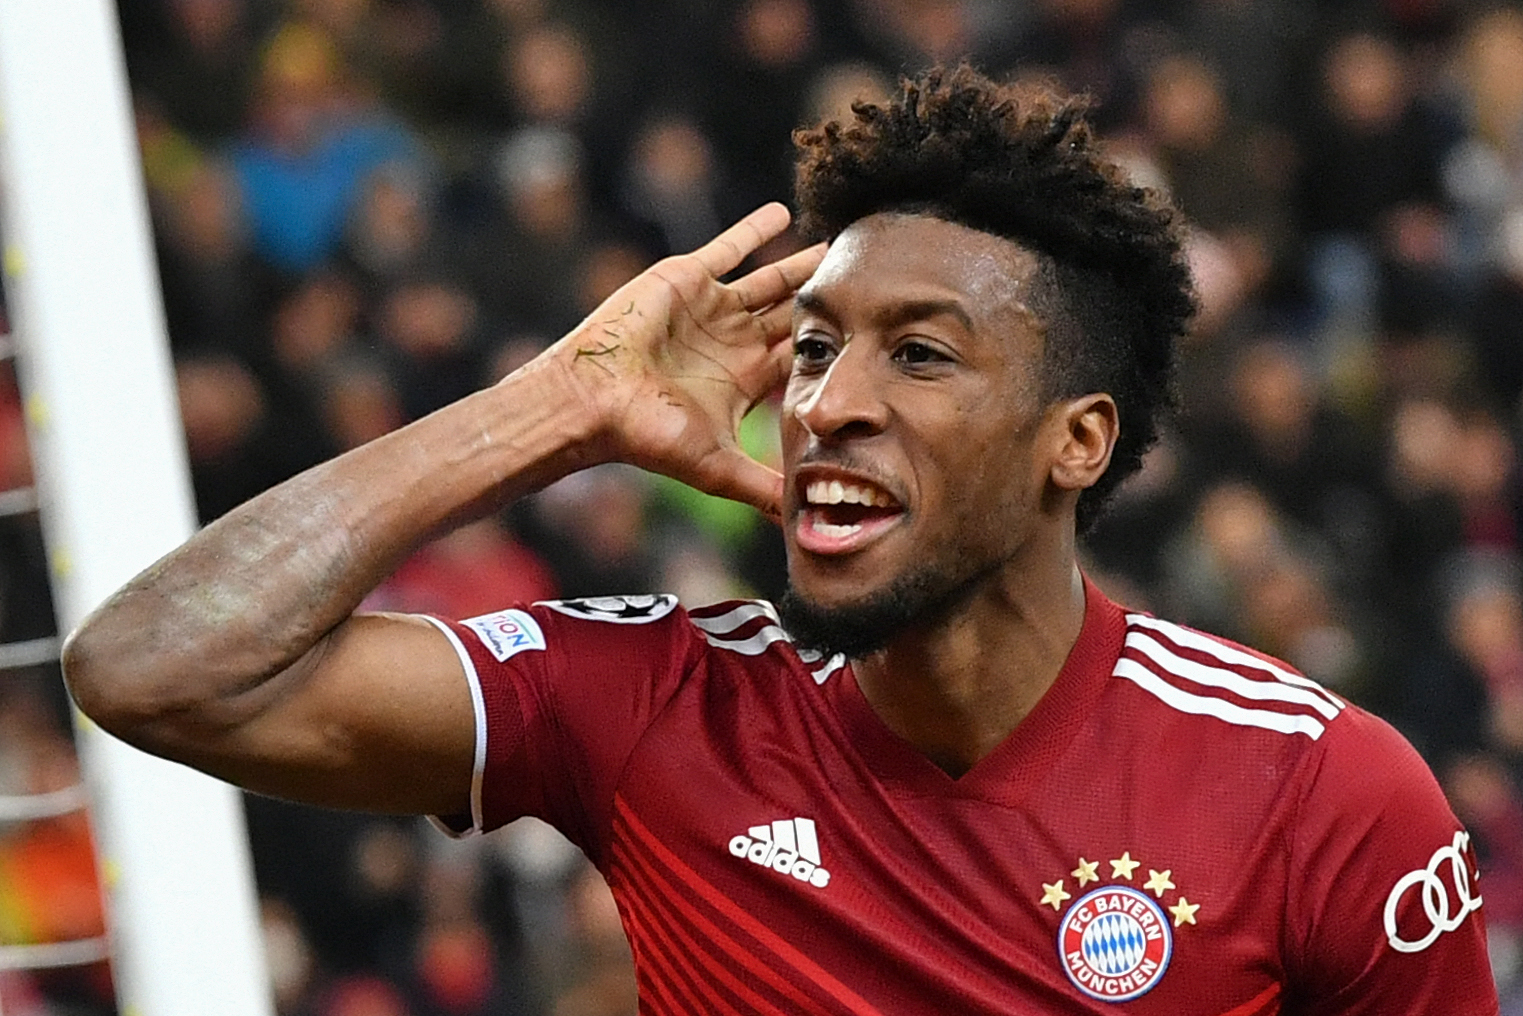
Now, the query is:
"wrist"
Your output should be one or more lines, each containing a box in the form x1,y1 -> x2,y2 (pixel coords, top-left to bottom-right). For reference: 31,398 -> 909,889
537,327 -> 639,457
485,342 -> 624,479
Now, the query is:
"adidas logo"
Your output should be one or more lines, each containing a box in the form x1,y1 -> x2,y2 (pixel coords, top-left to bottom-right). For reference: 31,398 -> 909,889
728,818 -> 831,888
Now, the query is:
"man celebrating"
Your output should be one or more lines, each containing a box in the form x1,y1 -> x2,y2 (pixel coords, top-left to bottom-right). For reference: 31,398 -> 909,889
65,67 -> 1495,1013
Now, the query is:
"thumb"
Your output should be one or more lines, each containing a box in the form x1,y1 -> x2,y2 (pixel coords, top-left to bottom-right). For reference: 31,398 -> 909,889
696,448 -> 786,521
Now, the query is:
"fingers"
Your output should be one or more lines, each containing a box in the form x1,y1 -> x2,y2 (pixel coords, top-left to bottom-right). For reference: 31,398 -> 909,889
754,298 -> 797,345
765,335 -> 796,403
766,331 -> 795,385
736,302 -> 796,402
700,449 -> 786,521
737,327 -> 796,405
732,242 -> 828,312
689,203 -> 793,278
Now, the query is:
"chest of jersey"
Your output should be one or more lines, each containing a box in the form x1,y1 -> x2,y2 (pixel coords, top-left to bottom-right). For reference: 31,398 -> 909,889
603,652 -> 1296,1016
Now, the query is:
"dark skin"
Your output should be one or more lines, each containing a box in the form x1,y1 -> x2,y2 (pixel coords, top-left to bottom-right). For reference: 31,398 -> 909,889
782,213 -> 1117,775
62,204 -> 819,814
61,205 -> 1118,815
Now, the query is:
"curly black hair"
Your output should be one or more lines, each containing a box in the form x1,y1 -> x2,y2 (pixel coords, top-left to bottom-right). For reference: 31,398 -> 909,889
793,65 -> 1196,533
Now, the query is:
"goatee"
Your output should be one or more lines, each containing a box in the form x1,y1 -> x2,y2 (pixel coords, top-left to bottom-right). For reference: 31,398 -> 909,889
778,558 -> 994,660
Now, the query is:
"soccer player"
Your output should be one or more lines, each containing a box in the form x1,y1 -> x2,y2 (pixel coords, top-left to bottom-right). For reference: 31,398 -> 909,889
64,67 -> 1496,1013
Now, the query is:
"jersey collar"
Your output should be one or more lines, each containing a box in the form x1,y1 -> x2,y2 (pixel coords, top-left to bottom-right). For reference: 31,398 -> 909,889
825,574 -> 1129,804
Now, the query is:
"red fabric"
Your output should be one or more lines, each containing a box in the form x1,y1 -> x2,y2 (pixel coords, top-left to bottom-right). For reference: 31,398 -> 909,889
434,584 -> 1498,1014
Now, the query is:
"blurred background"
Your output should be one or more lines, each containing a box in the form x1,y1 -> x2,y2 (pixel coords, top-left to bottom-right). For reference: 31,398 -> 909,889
3,0 -> 1523,1012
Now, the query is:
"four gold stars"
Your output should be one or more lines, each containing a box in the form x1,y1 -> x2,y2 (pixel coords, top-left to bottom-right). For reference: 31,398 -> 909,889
1169,897 -> 1200,927
1109,851 -> 1141,881
1144,869 -> 1176,897
1072,857 -> 1100,887
1041,880 -> 1072,910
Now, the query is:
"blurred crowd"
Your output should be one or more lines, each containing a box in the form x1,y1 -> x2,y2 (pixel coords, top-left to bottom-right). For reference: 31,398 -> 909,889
3,0 -> 1523,1012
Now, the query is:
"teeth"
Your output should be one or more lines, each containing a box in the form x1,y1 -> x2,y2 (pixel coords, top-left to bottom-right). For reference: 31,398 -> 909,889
810,519 -> 862,538
804,479 -> 894,507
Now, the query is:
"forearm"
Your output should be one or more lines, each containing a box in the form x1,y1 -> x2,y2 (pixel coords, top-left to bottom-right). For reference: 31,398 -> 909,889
62,352 -> 599,737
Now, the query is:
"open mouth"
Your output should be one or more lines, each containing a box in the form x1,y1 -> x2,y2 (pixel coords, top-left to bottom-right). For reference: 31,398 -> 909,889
797,477 -> 904,546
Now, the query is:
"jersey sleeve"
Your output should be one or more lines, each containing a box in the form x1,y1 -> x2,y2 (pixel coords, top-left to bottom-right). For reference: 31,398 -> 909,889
418,594 -> 702,867
1284,706 -> 1499,1015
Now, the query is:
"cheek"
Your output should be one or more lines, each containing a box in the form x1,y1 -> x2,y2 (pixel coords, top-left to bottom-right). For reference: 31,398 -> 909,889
942,419 -> 1045,522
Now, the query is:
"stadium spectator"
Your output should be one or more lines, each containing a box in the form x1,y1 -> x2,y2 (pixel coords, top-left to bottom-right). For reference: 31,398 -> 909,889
7,1 -> 1523,1011
64,65 -> 1498,1012
228,21 -> 425,274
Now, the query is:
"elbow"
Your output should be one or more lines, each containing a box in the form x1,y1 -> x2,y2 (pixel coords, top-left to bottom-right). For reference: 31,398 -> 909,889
61,620 -> 196,746
61,621 -> 141,737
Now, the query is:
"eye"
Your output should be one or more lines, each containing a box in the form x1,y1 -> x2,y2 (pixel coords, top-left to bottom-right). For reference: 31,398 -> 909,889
893,341 -> 951,367
793,334 -> 836,369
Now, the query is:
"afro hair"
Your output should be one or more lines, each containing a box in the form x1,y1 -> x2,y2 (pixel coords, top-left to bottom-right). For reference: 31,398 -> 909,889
793,65 -> 1196,532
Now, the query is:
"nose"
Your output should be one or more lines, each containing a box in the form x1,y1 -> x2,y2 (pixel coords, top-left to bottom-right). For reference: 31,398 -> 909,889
791,341 -> 889,441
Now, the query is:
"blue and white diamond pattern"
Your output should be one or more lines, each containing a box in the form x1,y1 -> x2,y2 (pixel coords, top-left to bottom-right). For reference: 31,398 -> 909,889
1081,911 -> 1147,975
1057,875 -> 1175,1001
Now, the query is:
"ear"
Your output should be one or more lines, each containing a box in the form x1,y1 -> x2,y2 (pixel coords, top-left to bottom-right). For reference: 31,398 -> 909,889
1048,394 -> 1119,492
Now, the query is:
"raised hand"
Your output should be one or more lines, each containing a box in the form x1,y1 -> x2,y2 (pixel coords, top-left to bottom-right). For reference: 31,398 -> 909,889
548,203 -> 825,518
62,206 -> 818,819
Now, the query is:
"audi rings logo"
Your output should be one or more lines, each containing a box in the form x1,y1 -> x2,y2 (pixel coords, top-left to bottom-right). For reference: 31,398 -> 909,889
1383,830 -> 1483,954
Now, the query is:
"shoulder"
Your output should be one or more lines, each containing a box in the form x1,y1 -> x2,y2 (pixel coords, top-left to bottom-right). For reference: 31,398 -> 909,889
1112,612 -> 1494,1003
1112,609 -> 1435,791
1110,609 -> 1348,745
686,599 -> 795,658
533,593 -> 689,627
453,594 -> 810,677
427,594 -> 698,686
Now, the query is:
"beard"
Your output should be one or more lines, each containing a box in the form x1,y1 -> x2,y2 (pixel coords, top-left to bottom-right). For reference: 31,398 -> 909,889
777,552 -> 1003,660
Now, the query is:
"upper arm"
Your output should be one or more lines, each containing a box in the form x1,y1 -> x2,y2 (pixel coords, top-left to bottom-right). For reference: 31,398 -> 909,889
431,596 -> 701,856
1286,710 -> 1498,1015
112,591 -> 702,856
158,611 -> 477,817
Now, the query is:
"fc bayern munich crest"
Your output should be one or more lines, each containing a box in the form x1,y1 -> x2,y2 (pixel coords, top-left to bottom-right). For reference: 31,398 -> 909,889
1058,885 -> 1173,1002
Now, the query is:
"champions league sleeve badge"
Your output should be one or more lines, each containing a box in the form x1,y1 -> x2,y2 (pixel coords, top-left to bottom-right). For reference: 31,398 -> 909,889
1041,853 -> 1199,1003
538,594 -> 679,624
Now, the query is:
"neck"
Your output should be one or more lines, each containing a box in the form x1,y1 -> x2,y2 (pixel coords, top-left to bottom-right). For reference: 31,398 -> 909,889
851,551 -> 1087,778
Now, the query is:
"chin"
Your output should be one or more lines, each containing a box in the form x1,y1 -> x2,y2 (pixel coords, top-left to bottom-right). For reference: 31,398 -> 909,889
778,560 -> 974,660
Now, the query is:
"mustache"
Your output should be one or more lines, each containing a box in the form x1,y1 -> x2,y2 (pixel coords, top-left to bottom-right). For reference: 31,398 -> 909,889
788,452 -> 903,499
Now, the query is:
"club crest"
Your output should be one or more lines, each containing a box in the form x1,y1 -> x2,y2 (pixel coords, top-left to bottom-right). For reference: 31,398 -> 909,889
1057,885 -> 1172,1002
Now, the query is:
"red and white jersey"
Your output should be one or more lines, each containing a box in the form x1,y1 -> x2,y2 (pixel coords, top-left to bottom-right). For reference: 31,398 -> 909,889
421,580 -> 1497,1015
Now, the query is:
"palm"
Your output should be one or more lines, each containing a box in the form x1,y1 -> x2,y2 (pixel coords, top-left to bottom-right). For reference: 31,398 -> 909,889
553,204 -> 823,516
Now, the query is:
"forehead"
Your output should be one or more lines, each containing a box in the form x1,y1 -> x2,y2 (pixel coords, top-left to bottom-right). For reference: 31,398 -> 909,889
797,212 -> 1043,321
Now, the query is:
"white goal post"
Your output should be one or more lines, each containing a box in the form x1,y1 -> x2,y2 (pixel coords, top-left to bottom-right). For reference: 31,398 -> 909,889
0,3 -> 272,1015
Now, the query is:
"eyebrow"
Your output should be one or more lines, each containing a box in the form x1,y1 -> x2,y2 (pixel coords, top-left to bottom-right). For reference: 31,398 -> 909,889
794,291 -> 975,333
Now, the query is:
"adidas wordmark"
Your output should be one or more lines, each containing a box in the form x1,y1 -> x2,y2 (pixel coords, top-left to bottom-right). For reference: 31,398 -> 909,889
728,817 -> 831,888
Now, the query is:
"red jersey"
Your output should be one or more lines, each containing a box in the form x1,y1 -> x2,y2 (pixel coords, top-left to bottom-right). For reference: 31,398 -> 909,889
421,580 -> 1497,1015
